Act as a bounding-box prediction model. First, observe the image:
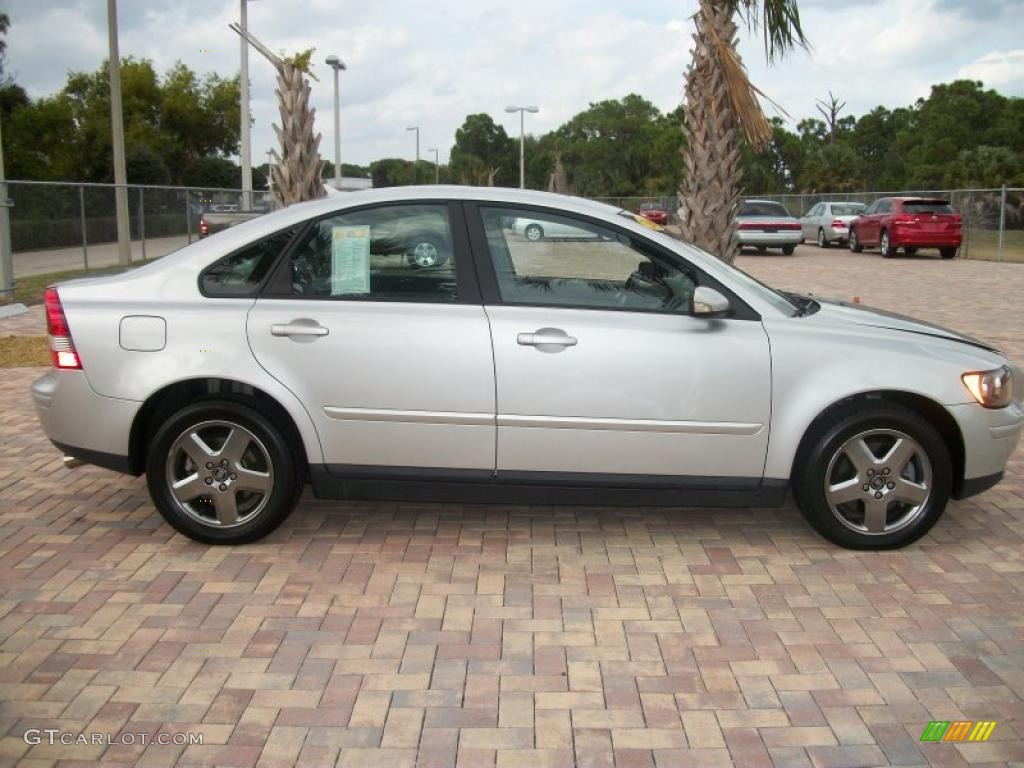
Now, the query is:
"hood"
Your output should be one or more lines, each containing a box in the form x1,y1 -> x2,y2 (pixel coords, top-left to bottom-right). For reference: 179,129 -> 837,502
805,296 -> 999,353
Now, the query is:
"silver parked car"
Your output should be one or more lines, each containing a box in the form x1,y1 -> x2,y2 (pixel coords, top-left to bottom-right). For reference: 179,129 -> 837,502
735,200 -> 803,254
800,201 -> 867,248
32,187 -> 1022,549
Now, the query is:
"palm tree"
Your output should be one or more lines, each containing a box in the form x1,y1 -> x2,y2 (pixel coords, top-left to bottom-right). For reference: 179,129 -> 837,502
677,0 -> 807,263
229,26 -> 325,207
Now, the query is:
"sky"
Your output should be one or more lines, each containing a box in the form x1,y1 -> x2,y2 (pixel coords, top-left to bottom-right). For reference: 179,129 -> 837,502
4,0 -> 1024,169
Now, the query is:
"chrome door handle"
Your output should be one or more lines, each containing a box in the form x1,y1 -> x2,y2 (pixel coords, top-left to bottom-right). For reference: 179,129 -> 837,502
517,327 -> 577,352
270,319 -> 329,338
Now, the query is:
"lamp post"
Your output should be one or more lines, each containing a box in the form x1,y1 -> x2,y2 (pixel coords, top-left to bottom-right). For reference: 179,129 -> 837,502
324,55 -> 346,190
239,0 -> 258,211
107,0 -> 131,265
505,105 -> 538,189
427,147 -> 439,184
406,125 -> 419,184
266,149 -> 274,195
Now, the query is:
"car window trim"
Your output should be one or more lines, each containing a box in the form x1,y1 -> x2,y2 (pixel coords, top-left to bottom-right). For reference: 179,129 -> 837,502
463,200 -> 760,321
197,223 -> 305,299
258,199 -> 482,305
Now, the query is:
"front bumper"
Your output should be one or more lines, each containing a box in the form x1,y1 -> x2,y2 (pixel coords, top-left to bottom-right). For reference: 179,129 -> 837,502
736,231 -> 803,247
32,370 -> 140,473
948,400 -> 1023,498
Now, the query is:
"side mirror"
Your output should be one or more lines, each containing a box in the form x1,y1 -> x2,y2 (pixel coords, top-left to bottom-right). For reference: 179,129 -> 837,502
692,286 -> 731,317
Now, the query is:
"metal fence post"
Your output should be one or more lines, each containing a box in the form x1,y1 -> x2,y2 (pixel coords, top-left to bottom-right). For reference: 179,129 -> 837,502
138,187 -> 146,262
0,115 -> 13,300
79,184 -> 90,271
185,189 -> 193,244
997,185 -> 1007,263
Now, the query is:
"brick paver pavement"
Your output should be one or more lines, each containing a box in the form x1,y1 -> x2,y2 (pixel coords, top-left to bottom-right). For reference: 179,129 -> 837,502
1,246 -> 1022,767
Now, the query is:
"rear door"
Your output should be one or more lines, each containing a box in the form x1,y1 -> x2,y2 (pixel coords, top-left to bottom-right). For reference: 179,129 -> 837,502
801,203 -> 822,239
247,202 -> 496,474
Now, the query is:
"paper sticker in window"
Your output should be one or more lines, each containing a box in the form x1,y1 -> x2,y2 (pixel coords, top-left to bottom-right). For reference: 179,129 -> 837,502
330,226 -> 371,295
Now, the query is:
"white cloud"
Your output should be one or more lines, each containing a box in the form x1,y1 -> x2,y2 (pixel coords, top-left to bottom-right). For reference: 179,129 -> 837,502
958,49 -> 1024,96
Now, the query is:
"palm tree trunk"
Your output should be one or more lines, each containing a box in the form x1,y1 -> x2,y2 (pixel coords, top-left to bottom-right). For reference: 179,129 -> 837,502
270,60 -> 324,206
678,0 -> 744,264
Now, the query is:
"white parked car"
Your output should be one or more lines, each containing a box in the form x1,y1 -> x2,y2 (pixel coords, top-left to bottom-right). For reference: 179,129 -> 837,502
32,187 -> 1022,548
513,216 -> 600,241
801,201 -> 867,248
735,200 -> 803,254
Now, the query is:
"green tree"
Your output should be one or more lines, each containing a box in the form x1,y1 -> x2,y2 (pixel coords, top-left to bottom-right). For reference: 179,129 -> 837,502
182,156 -> 239,189
449,114 -> 515,186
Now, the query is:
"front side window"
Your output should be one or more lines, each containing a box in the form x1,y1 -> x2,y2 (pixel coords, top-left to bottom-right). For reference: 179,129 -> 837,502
202,227 -> 299,296
287,204 -> 458,302
480,207 -> 697,313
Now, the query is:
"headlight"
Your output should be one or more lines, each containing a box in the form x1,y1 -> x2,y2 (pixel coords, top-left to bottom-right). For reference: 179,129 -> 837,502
962,366 -> 1013,408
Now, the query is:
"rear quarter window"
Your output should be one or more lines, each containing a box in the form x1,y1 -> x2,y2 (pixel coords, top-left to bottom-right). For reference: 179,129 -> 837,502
201,228 -> 299,296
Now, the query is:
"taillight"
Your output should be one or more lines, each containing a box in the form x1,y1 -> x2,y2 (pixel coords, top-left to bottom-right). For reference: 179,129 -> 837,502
893,216 -> 917,226
43,287 -> 82,370
831,220 -> 847,228
780,223 -> 802,231
199,217 -> 209,235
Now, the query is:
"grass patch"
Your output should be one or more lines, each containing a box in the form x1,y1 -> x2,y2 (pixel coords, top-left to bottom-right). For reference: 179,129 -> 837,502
962,229 -> 1024,262
0,335 -> 50,367
1,264 -> 131,307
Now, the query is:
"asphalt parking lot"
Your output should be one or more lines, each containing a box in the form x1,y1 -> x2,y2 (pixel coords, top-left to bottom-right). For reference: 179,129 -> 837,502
1,244 -> 1022,767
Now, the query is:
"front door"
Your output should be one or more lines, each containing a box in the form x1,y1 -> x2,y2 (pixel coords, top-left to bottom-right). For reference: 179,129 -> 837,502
248,202 -> 496,473
469,205 -> 772,485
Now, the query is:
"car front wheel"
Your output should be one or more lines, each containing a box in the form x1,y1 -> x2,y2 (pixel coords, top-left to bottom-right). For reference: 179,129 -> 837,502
792,402 -> 951,549
146,400 -> 303,544
524,224 -> 544,241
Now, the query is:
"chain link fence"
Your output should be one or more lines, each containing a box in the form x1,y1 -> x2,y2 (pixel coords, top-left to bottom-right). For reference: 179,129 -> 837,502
595,188 -> 1024,262
5,180 -> 276,279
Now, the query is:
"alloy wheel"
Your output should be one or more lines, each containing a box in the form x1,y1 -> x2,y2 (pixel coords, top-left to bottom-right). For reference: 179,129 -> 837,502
411,241 -> 439,267
165,420 -> 273,528
824,429 -> 932,535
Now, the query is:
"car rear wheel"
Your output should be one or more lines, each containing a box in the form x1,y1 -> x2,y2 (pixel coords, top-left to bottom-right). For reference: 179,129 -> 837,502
524,224 -> 544,241
817,228 -> 829,248
146,400 -> 303,544
880,229 -> 895,258
940,247 -> 957,259
782,245 -> 796,255
792,402 -> 951,549
849,228 -> 864,253
405,235 -> 450,269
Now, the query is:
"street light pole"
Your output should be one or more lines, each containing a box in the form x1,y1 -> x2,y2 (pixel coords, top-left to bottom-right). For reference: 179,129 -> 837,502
266,149 -> 274,196
406,126 -> 419,184
428,148 -> 439,184
107,0 -> 131,266
325,55 -> 346,190
505,105 -> 539,189
239,0 -> 255,211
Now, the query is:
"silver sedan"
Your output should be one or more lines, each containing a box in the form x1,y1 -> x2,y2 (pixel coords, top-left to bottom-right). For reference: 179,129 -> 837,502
800,201 -> 867,247
735,200 -> 803,254
31,187 -> 1023,549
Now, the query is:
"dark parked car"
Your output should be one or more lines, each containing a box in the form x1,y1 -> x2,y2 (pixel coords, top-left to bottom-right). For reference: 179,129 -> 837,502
849,198 -> 962,259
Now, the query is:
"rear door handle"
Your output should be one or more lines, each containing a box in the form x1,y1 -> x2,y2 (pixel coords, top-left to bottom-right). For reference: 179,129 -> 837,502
517,327 -> 577,352
270,319 -> 329,340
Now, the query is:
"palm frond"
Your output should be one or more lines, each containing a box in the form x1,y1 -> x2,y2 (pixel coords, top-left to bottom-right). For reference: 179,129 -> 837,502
730,0 -> 810,62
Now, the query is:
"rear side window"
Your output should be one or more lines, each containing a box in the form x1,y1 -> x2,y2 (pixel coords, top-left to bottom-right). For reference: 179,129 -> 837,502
903,200 -> 954,214
740,202 -> 791,217
201,228 -> 298,296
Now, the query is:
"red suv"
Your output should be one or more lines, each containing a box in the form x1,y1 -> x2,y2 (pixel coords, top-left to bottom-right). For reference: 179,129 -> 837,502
849,197 -> 962,259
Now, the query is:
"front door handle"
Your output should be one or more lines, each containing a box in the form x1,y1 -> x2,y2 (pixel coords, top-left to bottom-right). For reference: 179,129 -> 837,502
270,319 -> 329,341
517,327 -> 578,352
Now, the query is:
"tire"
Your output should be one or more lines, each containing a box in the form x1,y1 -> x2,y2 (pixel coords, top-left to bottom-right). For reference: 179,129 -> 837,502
940,247 -> 957,259
782,245 -> 796,255
904,247 -> 918,256
879,229 -> 895,258
792,402 -> 952,549
146,399 -> 303,544
756,246 -> 768,254
405,235 -> 449,269
817,228 -> 829,248
524,224 -> 544,242
849,228 -> 864,253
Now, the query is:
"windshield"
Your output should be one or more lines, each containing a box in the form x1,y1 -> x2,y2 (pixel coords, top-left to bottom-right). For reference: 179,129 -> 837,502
739,201 -> 791,218
831,203 -> 865,216
640,203 -> 663,212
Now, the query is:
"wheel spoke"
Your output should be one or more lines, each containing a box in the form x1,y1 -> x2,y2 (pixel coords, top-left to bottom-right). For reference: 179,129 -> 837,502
844,438 -> 878,474
827,478 -> 862,506
213,490 -> 239,525
234,467 -> 271,494
181,431 -> 216,466
863,497 -> 889,533
218,428 -> 250,464
170,473 -> 206,504
882,438 -> 915,474
892,478 -> 928,506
